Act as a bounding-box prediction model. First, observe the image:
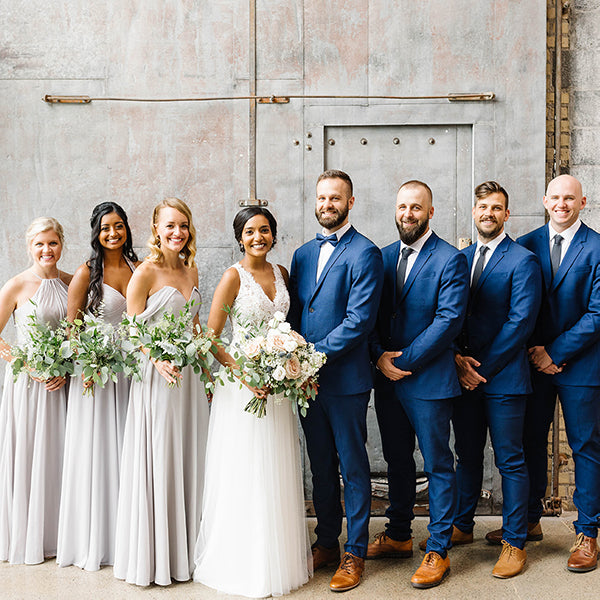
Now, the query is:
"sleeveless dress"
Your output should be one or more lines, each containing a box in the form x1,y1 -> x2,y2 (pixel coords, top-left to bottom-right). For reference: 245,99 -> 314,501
0,276 -> 69,564
57,280 -> 133,571
113,286 -> 209,587
194,263 -> 312,598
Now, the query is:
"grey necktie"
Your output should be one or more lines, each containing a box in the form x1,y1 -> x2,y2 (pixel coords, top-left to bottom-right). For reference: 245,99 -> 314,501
551,234 -> 563,278
471,245 -> 489,289
396,247 -> 414,296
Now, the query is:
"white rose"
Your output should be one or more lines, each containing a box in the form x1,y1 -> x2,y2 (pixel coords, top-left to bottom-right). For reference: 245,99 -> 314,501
272,365 -> 287,381
273,311 -> 286,322
278,321 -> 291,333
284,339 -> 298,352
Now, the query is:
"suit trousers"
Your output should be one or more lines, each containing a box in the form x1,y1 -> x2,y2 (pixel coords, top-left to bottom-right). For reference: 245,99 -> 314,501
525,371 -> 600,537
374,379 -> 456,556
301,390 -> 371,557
452,391 -> 529,548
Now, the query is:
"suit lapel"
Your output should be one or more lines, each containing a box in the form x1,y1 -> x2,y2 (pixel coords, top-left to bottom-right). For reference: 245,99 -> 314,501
399,233 -> 437,301
550,223 -> 587,291
388,241 -> 401,305
310,226 -> 355,302
472,236 -> 510,297
536,226 -> 553,291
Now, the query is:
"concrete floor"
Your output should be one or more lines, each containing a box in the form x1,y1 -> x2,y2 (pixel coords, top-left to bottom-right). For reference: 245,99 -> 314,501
1,513 -> 598,600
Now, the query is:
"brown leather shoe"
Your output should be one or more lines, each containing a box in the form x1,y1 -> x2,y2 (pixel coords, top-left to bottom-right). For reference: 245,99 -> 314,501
567,533 -> 598,572
366,531 -> 413,559
329,552 -> 365,592
485,521 -> 543,546
418,525 -> 473,551
311,544 -> 340,571
410,551 -> 450,588
492,540 -> 527,578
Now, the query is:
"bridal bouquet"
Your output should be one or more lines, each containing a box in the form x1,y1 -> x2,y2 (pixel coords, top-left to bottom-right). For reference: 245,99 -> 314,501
69,312 -> 143,395
123,300 -> 219,389
229,310 -> 327,418
11,303 -> 73,382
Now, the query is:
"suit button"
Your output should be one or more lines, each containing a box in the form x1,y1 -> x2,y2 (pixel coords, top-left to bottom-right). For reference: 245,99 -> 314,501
309,307 -> 314,313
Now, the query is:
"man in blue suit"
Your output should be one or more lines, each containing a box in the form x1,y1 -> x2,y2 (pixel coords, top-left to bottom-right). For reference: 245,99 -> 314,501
289,170 -> 383,592
505,174 -> 600,572
367,180 -> 469,588
443,181 -> 542,578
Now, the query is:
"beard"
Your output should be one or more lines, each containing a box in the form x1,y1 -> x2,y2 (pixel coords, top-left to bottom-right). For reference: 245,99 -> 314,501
396,216 -> 429,245
315,203 -> 349,230
475,218 -> 503,241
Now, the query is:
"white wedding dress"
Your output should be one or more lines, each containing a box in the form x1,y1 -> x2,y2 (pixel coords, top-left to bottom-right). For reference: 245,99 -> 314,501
194,263 -> 312,598
113,286 -> 209,586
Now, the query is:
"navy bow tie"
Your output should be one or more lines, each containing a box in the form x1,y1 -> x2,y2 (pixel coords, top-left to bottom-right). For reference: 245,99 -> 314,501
316,233 -> 339,247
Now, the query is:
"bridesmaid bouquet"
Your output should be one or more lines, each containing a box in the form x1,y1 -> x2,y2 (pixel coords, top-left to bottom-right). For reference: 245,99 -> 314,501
122,300 -> 219,389
229,310 -> 327,418
69,312 -> 143,395
11,304 -> 74,382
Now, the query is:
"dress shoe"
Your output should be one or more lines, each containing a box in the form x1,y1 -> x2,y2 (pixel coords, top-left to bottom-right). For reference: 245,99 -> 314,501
410,551 -> 450,589
311,544 -> 340,571
329,552 -> 364,592
485,521 -> 543,546
492,540 -> 527,578
567,533 -> 598,572
366,531 -> 413,559
419,525 -> 473,551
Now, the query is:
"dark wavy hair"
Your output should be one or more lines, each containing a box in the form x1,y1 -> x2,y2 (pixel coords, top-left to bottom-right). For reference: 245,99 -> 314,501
86,202 -> 138,315
233,207 -> 278,253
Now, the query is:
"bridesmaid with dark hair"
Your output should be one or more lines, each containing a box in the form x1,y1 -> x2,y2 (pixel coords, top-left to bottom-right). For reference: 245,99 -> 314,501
57,202 -> 139,571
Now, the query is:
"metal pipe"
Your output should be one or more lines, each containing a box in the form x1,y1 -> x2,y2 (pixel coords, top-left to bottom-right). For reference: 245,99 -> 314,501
248,0 -> 257,204
43,92 -> 495,104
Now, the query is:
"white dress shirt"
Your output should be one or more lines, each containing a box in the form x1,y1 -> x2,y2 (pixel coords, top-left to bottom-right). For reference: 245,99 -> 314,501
548,219 -> 581,267
316,222 -> 352,281
397,228 -> 433,284
470,231 -> 506,283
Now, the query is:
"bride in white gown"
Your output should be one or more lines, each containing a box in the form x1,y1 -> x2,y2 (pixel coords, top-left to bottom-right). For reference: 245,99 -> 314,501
194,207 -> 312,598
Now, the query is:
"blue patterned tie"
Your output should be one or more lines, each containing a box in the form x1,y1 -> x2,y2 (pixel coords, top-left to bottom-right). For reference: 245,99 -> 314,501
316,233 -> 339,247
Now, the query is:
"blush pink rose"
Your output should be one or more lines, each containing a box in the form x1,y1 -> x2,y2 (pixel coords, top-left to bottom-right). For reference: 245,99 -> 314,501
290,330 -> 307,346
244,336 -> 264,358
284,355 -> 302,379
268,332 -> 289,352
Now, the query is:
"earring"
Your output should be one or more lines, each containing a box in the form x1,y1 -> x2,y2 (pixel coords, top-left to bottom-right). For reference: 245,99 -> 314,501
238,241 -> 245,253
156,235 -> 161,248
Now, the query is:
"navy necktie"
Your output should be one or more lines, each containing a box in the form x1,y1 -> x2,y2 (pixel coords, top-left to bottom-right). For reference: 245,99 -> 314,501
551,234 -> 563,279
396,247 -> 414,297
471,245 -> 489,289
316,233 -> 339,247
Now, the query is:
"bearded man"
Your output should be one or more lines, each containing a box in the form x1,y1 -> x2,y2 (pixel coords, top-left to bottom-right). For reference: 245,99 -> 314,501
289,169 -> 383,592
367,180 -> 469,589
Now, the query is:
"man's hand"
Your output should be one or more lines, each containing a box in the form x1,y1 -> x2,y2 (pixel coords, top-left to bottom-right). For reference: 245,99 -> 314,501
376,351 -> 412,381
528,346 -> 563,375
455,354 -> 487,391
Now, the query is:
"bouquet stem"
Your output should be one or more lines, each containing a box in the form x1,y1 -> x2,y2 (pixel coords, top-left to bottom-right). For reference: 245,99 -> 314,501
244,396 -> 267,418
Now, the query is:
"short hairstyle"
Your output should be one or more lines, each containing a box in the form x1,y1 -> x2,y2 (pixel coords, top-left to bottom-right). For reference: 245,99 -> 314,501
147,197 -> 196,268
398,180 -> 433,204
26,217 -> 65,253
474,181 -> 509,209
317,169 -> 353,197
233,207 -> 278,251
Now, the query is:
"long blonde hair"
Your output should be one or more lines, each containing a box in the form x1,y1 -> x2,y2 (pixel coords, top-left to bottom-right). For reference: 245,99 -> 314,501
26,217 -> 65,257
146,198 -> 196,268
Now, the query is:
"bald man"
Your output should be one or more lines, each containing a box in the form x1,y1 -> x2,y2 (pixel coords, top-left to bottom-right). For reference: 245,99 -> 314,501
487,175 -> 600,572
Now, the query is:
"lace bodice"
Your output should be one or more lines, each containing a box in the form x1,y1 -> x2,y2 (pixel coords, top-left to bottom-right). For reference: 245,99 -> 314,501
230,263 -> 289,346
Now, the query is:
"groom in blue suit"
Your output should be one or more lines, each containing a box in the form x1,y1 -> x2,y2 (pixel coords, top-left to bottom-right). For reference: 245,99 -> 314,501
449,181 -> 542,578
514,174 -> 600,573
367,180 -> 469,589
289,170 -> 383,592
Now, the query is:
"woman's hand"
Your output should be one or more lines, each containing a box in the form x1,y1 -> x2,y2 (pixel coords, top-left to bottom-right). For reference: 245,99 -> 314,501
45,376 -> 67,391
152,358 -> 182,385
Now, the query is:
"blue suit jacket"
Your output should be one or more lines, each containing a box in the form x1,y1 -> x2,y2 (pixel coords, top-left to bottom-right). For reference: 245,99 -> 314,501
518,222 -> 600,386
370,232 -> 469,400
459,236 -> 542,395
289,226 -> 384,396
